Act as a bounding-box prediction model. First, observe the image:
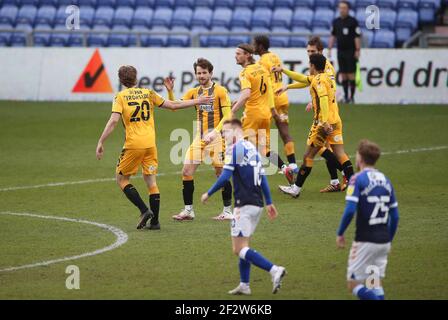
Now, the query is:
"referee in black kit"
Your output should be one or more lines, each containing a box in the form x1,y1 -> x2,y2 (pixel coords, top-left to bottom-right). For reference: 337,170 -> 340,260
328,1 -> 361,103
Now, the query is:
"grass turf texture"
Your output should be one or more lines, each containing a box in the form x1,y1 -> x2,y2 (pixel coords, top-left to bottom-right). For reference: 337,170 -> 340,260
0,101 -> 447,299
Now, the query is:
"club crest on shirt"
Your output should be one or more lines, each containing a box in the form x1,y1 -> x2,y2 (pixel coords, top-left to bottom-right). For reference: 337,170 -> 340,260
347,185 -> 355,196
199,104 -> 214,112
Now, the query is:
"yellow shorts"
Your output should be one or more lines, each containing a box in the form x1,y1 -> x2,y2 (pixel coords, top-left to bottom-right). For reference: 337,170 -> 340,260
274,103 -> 289,123
307,121 -> 344,148
116,147 -> 158,176
184,134 -> 225,167
241,115 -> 271,154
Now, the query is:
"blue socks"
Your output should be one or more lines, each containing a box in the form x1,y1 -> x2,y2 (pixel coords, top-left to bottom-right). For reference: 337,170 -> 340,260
239,258 -> 251,284
353,284 -> 380,300
240,247 -> 273,272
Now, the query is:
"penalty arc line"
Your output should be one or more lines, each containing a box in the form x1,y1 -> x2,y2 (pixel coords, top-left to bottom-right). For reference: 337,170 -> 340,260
0,145 -> 447,193
0,212 -> 128,273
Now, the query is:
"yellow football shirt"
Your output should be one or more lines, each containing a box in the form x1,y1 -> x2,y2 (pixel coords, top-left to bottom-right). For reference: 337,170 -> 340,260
112,87 -> 165,149
182,82 -> 231,137
258,51 -> 289,107
239,63 -> 274,120
310,72 -> 341,125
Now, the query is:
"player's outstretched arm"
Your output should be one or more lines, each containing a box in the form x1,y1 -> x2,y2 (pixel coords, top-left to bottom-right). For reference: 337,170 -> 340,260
201,168 -> 233,204
96,112 -> 121,160
231,88 -> 251,115
160,95 -> 214,111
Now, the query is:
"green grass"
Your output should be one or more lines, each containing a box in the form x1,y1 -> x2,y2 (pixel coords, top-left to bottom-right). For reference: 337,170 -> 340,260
0,101 -> 447,299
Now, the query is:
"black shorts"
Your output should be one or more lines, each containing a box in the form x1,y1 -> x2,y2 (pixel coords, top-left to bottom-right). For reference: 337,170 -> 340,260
337,50 -> 357,73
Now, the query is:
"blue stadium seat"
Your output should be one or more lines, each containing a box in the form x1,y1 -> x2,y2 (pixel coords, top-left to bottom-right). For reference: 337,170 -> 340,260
311,26 -> 330,46
379,9 -> 397,30
79,6 -> 95,27
398,0 -> 418,9
0,5 -> 19,25
39,0 -> 59,6
290,26 -> 311,47
376,0 -> 398,9
129,25 -> 149,46
132,7 -> 153,28
68,29 -> 88,46
251,8 -> 272,29
211,7 -> 232,27
234,0 -> 253,8
362,29 -> 374,47
33,23 -> 52,46
312,8 -> 333,28
257,0 -> 274,8
88,25 -> 109,47
191,7 -> 212,28
275,0 -> 294,7
21,0 -> 39,6
175,0 -> 194,8
16,5 -> 37,27
251,26 -> 270,34
97,0 -> 116,7
231,8 -> 252,28
356,0 -> 377,9
419,0 -> 441,23
78,0 -> 97,7
201,26 -> 228,47
343,0 -> 356,8
116,0 -> 135,7
315,0 -> 336,9
355,8 -> 366,29
395,9 -> 418,42
58,0 -> 80,5
372,29 -> 395,47
144,26 -> 169,47
228,26 -> 250,46
195,0 -> 214,8
152,7 -> 173,28
135,0 -> 155,8
0,30 -> 12,47
54,5 -> 68,26
292,7 -> 313,28
214,0 -> 233,8
272,8 -> 293,28
35,6 -> 56,26
93,6 -> 114,27
50,24 -> 70,46
10,31 -> 28,46
113,7 -> 133,27
2,0 -> 19,5
270,27 -> 290,47
108,25 -> 130,47
171,7 -> 193,28
294,0 -> 314,8
168,26 -> 190,46
156,0 -> 175,8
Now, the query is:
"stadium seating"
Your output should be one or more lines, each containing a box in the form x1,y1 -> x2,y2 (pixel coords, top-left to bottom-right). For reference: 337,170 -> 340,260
372,29 -> 396,47
0,0 -> 438,47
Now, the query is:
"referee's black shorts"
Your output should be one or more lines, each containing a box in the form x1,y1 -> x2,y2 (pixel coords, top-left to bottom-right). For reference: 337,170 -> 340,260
337,50 -> 357,73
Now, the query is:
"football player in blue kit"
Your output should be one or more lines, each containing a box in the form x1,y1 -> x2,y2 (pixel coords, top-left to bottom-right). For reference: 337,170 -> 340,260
201,118 -> 286,295
336,140 -> 400,300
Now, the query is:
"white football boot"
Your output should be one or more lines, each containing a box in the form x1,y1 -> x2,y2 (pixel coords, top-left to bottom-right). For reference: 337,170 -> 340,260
172,208 -> 195,221
271,266 -> 287,294
213,206 -> 234,220
278,184 -> 300,198
228,283 -> 251,295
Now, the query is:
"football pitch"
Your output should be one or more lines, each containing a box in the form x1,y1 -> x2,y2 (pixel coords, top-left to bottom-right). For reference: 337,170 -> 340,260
0,101 -> 447,300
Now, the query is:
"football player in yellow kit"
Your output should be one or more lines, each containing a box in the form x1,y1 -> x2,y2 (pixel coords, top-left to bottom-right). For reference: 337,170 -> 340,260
96,65 -> 213,230
274,36 -> 350,193
252,35 -> 297,184
163,58 -> 233,221
277,54 -> 354,198
231,43 -> 287,177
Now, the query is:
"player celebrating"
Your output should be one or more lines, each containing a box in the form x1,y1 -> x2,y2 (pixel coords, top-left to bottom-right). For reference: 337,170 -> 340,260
336,140 -> 399,300
165,58 -> 233,222
96,65 -> 213,230
274,36 -> 347,193
201,119 -> 286,295
252,35 -> 297,182
278,54 -> 354,198
232,44 -> 287,180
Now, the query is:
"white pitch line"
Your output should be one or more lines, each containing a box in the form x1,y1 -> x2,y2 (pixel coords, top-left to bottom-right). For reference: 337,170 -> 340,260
0,145 -> 447,193
0,212 -> 128,273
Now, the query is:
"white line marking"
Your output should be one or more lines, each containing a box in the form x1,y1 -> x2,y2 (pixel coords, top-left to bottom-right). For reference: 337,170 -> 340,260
0,145 -> 447,192
0,212 -> 128,273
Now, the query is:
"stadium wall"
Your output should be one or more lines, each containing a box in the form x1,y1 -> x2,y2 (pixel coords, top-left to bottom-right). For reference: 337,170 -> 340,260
0,48 -> 447,104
